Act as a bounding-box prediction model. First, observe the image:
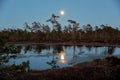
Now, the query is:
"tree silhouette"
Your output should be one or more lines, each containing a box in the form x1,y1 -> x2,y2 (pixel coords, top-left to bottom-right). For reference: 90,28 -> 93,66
68,20 -> 79,42
46,14 -> 60,30
0,14 -> 120,43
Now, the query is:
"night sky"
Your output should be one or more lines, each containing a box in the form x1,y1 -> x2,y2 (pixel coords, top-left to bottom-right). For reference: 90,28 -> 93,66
0,0 -> 120,29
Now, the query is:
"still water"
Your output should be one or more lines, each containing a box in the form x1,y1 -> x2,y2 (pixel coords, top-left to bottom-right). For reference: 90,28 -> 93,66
2,44 -> 120,70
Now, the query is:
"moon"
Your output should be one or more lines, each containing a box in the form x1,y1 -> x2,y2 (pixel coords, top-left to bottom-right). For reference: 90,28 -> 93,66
60,10 -> 65,15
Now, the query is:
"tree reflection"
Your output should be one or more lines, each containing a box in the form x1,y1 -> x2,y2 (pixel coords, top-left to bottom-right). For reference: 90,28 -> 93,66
68,45 -> 79,65
46,49 -> 59,69
24,45 -> 32,53
108,46 -> 116,55
0,56 -> 9,65
53,45 -> 63,53
77,45 -> 84,55
86,45 -> 92,52
104,46 -> 108,54
73,45 -> 76,57
24,44 -> 51,54
0,45 -> 22,55
1,44 -> 118,70
93,46 -> 99,54
102,46 -> 116,55
34,45 -> 42,54
46,45 -> 64,68
0,45 -> 22,65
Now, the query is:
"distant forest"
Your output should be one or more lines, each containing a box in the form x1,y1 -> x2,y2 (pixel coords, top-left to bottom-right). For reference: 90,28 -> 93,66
0,14 -> 120,44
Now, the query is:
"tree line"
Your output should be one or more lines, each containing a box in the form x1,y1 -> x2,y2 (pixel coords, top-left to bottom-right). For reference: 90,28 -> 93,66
0,14 -> 120,44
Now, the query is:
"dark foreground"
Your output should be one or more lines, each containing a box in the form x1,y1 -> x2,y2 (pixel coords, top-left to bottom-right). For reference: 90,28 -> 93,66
1,56 -> 120,80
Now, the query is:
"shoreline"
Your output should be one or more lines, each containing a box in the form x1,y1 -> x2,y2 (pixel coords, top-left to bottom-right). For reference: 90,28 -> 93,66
6,41 -> 120,46
15,56 -> 120,80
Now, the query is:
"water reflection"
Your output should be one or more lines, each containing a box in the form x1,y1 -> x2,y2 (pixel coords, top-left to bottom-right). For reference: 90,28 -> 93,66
68,46 -> 80,65
76,45 -> 84,55
0,44 -> 120,70
58,51 -> 67,63
46,49 -> 59,69
24,45 -> 32,53
86,45 -> 93,52
108,46 -> 116,55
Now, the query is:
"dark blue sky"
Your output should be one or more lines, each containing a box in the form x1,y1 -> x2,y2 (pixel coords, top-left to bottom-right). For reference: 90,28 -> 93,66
0,0 -> 120,29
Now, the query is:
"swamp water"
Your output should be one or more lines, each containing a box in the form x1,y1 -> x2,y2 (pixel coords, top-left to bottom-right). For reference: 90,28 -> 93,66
1,44 -> 120,70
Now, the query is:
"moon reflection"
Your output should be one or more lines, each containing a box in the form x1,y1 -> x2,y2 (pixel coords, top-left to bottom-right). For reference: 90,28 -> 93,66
59,51 -> 67,63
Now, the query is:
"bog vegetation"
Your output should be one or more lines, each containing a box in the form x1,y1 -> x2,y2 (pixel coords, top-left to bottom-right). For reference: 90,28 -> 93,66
0,14 -> 120,80
0,14 -> 120,44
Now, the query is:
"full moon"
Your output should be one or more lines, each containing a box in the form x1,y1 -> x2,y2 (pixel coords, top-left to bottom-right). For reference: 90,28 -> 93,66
60,10 -> 65,15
